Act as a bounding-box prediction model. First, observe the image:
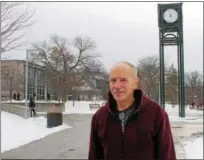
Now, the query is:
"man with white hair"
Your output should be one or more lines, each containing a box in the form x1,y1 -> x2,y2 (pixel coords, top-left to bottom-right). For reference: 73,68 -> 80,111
88,61 -> 176,160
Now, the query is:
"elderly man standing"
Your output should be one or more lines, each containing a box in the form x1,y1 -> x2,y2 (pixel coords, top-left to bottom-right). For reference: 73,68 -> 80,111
88,61 -> 176,160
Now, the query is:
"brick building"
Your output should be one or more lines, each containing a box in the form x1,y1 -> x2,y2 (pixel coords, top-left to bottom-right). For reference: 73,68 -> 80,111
1,60 -> 108,101
1,60 -> 55,101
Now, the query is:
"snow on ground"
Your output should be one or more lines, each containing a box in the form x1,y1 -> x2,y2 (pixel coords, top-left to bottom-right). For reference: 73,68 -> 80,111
169,115 -> 203,124
1,111 -> 71,153
184,136 -> 203,159
164,104 -> 203,123
64,100 -> 106,114
64,101 -> 203,122
2,99 -> 59,103
165,103 -> 203,117
3,99 -> 203,121
2,100 -> 203,157
3,99 -> 203,123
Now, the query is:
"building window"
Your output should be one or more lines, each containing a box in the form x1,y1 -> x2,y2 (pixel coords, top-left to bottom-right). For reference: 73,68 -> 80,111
37,85 -> 45,100
47,89 -> 56,100
28,77 -> 34,85
28,67 -> 34,79
28,85 -> 34,99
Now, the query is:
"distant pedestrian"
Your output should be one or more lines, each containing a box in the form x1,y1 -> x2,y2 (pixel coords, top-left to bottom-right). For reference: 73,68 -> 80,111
13,93 -> 16,100
29,97 -> 37,117
191,102 -> 195,109
33,92 -> 37,101
47,93 -> 50,102
17,92 -> 20,100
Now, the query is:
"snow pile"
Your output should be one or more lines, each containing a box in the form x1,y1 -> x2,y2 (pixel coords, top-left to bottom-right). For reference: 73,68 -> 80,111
169,116 -> 203,123
1,111 -> 71,153
165,104 -> 203,117
184,136 -> 203,159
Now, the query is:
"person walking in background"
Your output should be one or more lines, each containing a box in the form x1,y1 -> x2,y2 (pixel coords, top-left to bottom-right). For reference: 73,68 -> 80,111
33,92 -> 37,101
29,97 -> 37,117
88,61 -> 176,160
13,93 -> 16,100
47,93 -> 50,102
17,92 -> 20,100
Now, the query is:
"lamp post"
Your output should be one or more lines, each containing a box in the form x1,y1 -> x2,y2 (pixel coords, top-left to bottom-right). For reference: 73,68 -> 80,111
0,2 -> 2,111
0,47 -> 4,110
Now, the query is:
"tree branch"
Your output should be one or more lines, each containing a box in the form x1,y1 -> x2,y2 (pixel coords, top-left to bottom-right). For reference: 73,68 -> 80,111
1,2 -> 35,53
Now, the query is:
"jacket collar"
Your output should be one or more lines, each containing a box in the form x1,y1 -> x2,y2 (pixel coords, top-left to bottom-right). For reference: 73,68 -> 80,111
106,89 -> 148,115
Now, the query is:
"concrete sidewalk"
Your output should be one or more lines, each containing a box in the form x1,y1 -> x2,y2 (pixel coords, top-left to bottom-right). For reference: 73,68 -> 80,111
171,123 -> 203,159
2,114 -> 92,159
2,114 -> 203,159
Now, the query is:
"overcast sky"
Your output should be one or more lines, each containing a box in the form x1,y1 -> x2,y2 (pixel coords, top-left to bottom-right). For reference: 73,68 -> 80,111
4,2 -> 203,73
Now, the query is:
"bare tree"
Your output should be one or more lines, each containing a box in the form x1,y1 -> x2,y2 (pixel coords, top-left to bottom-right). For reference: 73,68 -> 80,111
165,64 -> 178,106
97,73 -> 109,100
137,56 -> 160,100
185,71 -> 203,104
1,64 -> 24,102
32,34 -> 105,102
90,72 -> 109,100
1,2 -> 35,52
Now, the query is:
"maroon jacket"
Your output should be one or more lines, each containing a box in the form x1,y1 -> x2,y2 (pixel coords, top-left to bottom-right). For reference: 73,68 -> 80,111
88,89 -> 176,160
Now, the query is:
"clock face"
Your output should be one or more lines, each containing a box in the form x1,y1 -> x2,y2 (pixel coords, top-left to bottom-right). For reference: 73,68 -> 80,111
163,9 -> 178,23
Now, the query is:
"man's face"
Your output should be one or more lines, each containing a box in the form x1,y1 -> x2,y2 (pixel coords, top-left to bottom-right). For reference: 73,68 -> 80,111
109,64 -> 139,103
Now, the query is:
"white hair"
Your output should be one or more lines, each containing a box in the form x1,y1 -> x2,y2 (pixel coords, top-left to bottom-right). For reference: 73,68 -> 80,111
112,61 -> 138,79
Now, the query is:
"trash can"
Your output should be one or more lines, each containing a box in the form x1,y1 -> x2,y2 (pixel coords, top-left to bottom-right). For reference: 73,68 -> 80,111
47,112 -> 63,128
47,103 -> 63,128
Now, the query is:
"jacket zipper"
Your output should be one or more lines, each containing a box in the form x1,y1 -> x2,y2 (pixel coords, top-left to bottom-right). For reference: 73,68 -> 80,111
120,111 -> 139,159
118,109 -> 139,159
121,120 -> 125,159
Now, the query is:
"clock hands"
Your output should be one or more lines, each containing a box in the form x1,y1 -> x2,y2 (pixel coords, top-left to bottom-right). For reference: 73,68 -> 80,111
169,9 -> 173,18
163,8 -> 178,23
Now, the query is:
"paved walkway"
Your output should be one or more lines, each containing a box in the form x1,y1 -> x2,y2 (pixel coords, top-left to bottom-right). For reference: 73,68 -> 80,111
2,114 -> 203,159
2,114 -> 92,159
171,123 -> 203,159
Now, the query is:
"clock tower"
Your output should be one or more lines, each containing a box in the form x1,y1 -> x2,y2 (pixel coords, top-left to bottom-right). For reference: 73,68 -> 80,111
157,3 -> 185,117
